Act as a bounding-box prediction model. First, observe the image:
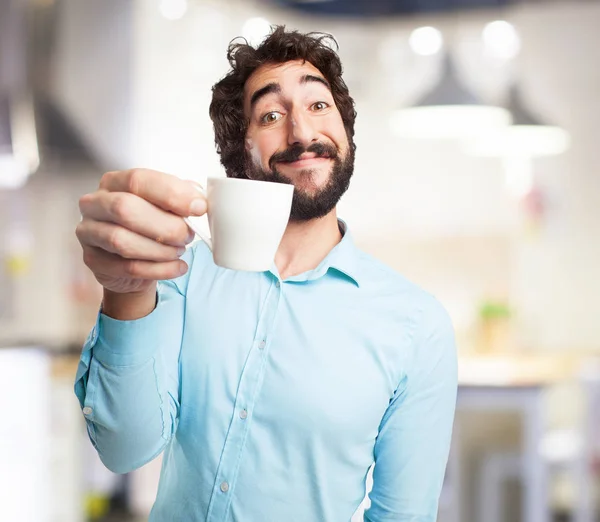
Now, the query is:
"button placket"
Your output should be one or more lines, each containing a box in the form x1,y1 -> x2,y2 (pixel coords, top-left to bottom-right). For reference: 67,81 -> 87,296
205,278 -> 283,522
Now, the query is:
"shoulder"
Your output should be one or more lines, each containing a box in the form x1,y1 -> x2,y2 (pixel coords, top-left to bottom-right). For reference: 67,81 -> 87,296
353,247 -> 439,305
352,246 -> 454,339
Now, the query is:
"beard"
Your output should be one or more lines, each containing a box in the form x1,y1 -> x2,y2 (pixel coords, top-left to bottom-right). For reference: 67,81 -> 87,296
244,140 -> 355,222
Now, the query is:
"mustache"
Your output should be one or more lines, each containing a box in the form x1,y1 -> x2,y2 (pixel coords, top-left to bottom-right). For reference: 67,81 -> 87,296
269,142 -> 338,170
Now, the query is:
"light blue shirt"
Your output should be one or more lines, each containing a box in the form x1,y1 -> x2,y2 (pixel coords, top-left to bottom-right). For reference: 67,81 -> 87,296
74,221 -> 457,522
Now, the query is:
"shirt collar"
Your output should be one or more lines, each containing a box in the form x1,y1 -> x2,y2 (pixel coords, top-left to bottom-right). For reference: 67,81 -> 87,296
275,219 -> 361,287
323,219 -> 361,287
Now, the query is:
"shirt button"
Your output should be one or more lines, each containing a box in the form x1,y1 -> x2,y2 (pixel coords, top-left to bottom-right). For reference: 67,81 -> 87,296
82,406 -> 93,415
239,409 -> 248,420
275,281 -> 281,288
220,481 -> 229,493
259,340 -> 266,350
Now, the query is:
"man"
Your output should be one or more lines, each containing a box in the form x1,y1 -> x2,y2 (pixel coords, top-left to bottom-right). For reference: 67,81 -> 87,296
75,26 -> 457,522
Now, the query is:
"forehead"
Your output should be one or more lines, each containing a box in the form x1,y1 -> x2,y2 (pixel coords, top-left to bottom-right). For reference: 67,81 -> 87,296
244,59 -> 326,104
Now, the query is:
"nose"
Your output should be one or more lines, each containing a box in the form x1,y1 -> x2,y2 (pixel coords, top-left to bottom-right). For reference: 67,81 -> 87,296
287,108 -> 317,148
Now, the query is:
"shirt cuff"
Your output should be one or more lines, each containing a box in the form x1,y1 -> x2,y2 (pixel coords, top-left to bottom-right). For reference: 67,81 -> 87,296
92,284 -> 183,367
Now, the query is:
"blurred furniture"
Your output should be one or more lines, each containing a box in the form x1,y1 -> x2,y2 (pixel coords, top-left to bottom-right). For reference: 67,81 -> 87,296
458,382 -> 548,522
476,359 -> 600,522
0,347 -> 51,522
478,451 -> 521,522
50,354 -> 86,522
448,354 -> 584,522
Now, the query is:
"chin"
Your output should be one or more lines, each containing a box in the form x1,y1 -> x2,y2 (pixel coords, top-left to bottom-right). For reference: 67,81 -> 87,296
286,167 -> 332,191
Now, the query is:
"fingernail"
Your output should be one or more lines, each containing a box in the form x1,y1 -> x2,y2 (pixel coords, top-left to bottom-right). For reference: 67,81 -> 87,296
189,198 -> 207,216
187,180 -> 205,195
186,228 -> 196,243
176,247 -> 186,257
178,261 -> 188,275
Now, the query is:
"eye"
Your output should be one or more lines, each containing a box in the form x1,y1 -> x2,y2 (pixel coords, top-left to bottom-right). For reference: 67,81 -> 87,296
311,101 -> 329,111
261,112 -> 282,124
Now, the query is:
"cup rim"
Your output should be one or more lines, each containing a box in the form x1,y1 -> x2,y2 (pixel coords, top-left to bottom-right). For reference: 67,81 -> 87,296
207,176 -> 294,191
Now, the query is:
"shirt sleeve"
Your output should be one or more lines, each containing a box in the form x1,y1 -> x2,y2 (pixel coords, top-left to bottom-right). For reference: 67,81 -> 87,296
73,245 -> 197,474
364,294 -> 458,522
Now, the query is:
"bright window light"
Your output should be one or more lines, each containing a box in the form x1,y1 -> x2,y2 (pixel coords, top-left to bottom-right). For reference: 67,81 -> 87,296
242,17 -> 271,47
159,0 -> 188,21
466,126 -> 570,157
409,26 -> 443,56
390,106 -> 511,140
0,154 -> 30,189
482,20 -> 521,60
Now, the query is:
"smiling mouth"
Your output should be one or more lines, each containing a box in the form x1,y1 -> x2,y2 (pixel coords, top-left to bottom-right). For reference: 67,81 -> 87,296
279,157 -> 332,168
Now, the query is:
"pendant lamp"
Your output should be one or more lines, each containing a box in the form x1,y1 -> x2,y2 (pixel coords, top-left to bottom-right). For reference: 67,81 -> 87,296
466,83 -> 570,157
390,53 -> 512,140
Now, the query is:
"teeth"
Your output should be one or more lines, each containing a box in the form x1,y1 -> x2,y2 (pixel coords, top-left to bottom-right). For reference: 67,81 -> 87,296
282,156 -> 328,163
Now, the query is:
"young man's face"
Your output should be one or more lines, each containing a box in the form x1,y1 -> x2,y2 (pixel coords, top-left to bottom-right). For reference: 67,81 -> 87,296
243,59 -> 355,221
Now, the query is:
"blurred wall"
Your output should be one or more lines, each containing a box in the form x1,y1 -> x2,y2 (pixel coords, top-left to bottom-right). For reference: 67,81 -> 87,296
136,0 -> 599,351
0,165 -> 100,347
502,4 -> 600,351
4,0 -> 598,352
52,0 -> 135,169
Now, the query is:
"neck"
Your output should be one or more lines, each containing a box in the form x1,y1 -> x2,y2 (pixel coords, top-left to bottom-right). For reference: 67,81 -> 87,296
275,209 -> 342,280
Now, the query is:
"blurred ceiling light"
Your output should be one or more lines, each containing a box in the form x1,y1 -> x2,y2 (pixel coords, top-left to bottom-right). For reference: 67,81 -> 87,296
0,94 -> 39,190
242,17 -> 272,47
390,54 -> 511,140
159,0 -> 188,21
466,84 -> 570,198
482,20 -> 521,60
466,85 -> 570,157
409,26 -> 443,57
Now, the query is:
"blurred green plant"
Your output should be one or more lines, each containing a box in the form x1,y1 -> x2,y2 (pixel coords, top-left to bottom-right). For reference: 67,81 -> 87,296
478,300 -> 512,320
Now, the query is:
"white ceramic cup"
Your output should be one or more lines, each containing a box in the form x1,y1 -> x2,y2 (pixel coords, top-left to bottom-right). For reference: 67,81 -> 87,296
184,177 -> 294,271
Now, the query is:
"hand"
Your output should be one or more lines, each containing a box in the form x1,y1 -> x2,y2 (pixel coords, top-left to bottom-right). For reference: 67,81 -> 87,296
76,168 -> 207,296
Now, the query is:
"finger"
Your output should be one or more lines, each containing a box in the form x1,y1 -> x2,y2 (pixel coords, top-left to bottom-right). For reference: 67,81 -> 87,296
82,245 -> 188,281
98,169 -> 207,217
79,191 -> 195,247
76,219 -> 186,261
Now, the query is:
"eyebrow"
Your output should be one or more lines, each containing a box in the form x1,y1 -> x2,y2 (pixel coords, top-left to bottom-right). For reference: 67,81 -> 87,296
300,74 -> 330,90
250,83 -> 281,109
249,74 -> 331,110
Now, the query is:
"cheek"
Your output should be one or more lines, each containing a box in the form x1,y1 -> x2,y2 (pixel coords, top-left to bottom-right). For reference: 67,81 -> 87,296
327,113 -> 349,150
248,133 -> 280,169
245,138 -> 263,168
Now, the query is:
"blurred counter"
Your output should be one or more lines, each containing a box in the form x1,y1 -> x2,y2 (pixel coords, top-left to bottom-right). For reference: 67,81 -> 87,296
458,353 -> 590,387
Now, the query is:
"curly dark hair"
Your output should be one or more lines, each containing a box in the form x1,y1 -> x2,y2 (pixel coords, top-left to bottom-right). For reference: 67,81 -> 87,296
209,25 -> 357,179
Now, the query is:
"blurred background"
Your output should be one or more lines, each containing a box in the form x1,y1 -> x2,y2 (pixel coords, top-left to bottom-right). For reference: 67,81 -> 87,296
1,0 -> 600,521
